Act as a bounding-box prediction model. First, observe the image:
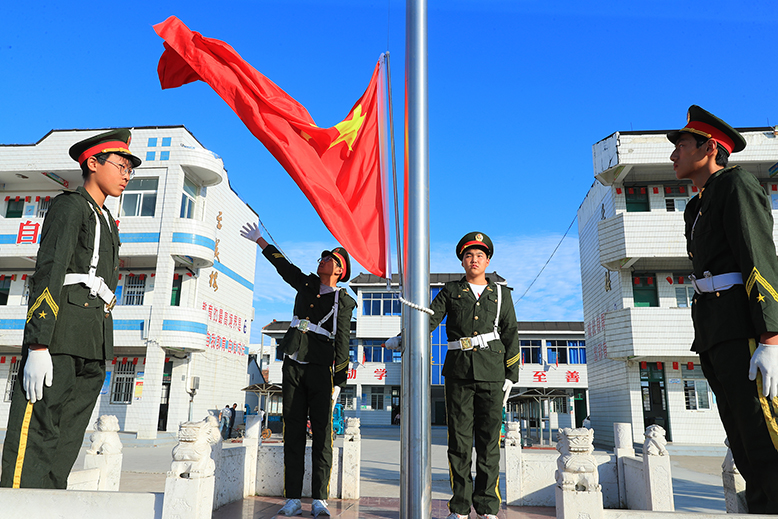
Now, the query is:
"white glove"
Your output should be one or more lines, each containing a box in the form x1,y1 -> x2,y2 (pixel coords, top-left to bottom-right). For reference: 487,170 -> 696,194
502,379 -> 513,407
332,386 -> 341,402
240,222 -> 262,243
749,343 -> 778,400
23,348 -> 53,404
384,335 -> 402,352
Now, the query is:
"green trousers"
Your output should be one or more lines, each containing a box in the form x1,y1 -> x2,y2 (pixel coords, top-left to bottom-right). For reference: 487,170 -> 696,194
700,338 -> 778,513
282,358 -> 334,499
445,378 -> 503,516
1,354 -> 105,489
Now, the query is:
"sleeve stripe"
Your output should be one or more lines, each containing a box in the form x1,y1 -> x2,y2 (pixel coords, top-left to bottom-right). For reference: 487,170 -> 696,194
26,287 -> 59,322
506,353 -> 521,368
334,360 -> 349,372
747,267 -> 778,302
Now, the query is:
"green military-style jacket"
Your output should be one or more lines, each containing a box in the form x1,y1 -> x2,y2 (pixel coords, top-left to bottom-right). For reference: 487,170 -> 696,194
429,277 -> 520,382
263,245 -> 356,386
685,165 -> 778,352
24,186 -> 120,360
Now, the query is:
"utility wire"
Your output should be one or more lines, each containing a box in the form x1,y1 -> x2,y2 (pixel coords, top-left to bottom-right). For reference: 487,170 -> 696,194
513,214 -> 578,307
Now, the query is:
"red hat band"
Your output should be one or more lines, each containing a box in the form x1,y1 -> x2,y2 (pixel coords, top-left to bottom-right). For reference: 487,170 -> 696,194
459,240 -> 488,255
331,251 -> 347,280
77,141 -> 132,165
679,121 -> 735,154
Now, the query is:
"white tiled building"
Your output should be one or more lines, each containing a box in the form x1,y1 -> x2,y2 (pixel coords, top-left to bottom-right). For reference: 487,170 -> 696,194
260,273 -> 587,436
579,125 -> 778,447
0,127 -> 256,438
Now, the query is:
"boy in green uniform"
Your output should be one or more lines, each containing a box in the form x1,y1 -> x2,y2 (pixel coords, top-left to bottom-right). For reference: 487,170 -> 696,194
426,232 -> 520,519
670,106 -> 778,512
241,222 -> 356,517
1,129 -> 139,488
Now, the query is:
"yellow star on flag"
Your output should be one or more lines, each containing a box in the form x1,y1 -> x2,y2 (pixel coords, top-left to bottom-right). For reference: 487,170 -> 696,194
328,104 -> 366,151
38,310 -> 47,319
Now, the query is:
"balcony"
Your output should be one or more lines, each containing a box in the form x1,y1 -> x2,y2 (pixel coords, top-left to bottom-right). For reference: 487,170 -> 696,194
598,212 -> 687,271
177,148 -> 225,187
0,305 -> 25,347
156,306 -> 208,353
603,307 -> 695,359
168,218 -> 216,269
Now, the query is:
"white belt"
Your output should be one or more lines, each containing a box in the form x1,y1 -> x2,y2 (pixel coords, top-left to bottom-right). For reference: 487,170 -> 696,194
448,331 -> 500,351
63,273 -> 117,310
290,317 -> 333,339
689,271 -> 743,294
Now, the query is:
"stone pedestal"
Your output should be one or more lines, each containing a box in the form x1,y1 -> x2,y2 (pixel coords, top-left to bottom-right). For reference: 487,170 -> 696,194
162,474 -> 215,519
504,422 -> 522,506
722,439 -> 748,513
84,453 -> 123,491
613,422 -> 634,508
555,485 -> 603,519
554,428 -> 604,519
341,417 -> 362,499
642,424 -> 673,511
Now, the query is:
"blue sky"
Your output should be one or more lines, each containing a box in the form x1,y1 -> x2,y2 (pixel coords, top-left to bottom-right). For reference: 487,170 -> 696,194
2,1 -> 777,344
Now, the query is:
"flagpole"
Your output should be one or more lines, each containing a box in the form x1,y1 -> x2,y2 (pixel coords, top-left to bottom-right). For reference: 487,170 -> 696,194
402,0 -> 431,518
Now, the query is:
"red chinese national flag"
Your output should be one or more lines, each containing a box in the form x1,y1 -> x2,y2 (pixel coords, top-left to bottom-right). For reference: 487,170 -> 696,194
154,16 -> 388,277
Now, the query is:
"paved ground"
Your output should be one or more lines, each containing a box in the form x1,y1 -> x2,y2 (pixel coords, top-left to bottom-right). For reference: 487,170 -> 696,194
3,426 -> 730,517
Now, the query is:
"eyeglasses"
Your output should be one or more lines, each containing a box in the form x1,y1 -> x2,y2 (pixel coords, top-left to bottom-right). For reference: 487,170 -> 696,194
104,159 -> 134,179
318,256 -> 340,266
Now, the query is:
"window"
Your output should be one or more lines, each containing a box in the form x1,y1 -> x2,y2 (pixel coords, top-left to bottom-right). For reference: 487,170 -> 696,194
160,151 -> 170,161
521,340 -> 541,364
37,198 -> 51,218
547,340 -> 587,365
682,363 -> 710,410
550,397 -> 569,414
148,138 -> 158,147
171,274 -> 182,306
110,360 -> 136,404
675,286 -> 695,308
664,185 -> 691,212
161,137 -> 172,146
120,178 -> 158,217
0,277 -> 10,305
180,177 -> 198,219
370,387 -> 384,410
362,292 -> 401,316
5,200 -> 23,218
339,386 -> 356,410
21,276 -> 30,306
349,339 -> 359,363
625,186 -> 649,212
632,274 -> 658,307
122,275 -> 146,306
4,358 -> 20,402
146,151 -> 156,161
363,339 -> 395,363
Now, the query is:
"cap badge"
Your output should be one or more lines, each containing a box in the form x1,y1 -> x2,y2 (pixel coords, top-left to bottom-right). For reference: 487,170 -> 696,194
475,233 -> 483,242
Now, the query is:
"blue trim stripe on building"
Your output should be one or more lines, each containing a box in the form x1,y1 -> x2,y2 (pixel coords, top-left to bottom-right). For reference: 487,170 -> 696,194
212,261 -> 254,291
0,319 -> 25,330
114,320 -> 145,331
119,232 -> 161,243
172,233 -> 215,250
162,320 -> 208,335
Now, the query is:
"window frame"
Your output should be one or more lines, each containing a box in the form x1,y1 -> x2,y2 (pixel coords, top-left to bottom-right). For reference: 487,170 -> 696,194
110,360 -> 136,404
122,275 -> 146,306
4,358 -> 20,402
120,177 -> 159,218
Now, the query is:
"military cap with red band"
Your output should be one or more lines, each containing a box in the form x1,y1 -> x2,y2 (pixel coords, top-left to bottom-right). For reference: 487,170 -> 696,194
321,246 -> 351,282
69,128 -> 142,168
456,231 -> 493,260
667,105 -> 746,154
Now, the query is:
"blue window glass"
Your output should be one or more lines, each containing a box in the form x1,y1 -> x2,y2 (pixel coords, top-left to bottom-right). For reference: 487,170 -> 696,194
160,151 -> 170,161
145,151 -> 156,161
148,138 -> 157,147
161,137 -> 172,146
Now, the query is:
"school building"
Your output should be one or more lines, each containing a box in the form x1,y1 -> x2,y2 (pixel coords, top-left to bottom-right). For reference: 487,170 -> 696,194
579,124 -> 778,447
0,127 -> 256,438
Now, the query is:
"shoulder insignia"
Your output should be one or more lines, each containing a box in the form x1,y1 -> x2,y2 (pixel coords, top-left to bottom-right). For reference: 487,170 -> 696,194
26,287 -> 59,322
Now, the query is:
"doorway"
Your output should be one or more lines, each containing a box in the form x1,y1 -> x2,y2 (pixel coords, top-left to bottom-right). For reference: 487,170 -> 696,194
640,362 -> 670,440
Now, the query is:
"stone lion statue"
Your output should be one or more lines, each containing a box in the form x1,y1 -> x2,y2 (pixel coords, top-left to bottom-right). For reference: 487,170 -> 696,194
504,422 -> 521,447
87,415 -> 122,455
170,415 -> 221,478
643,424 -> 668,456
555,427 -> 600,492
344,417 -> 361,440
